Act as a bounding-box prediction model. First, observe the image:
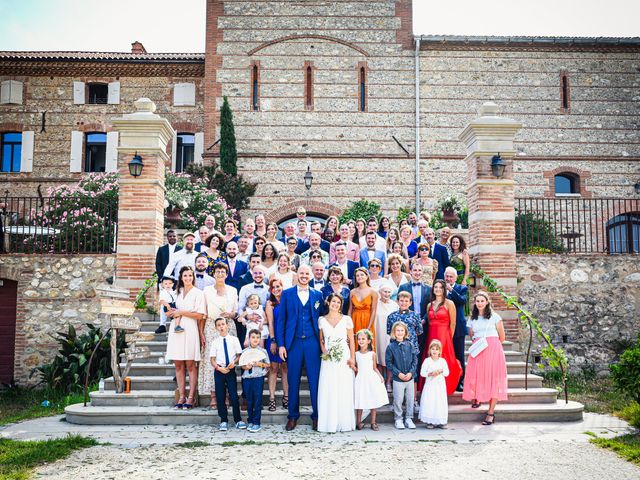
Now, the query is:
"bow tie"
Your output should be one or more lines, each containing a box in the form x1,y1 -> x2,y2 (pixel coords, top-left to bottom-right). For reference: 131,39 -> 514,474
299,288 -> 309,292
254,284 -> 264,289
196,274 -> 204,278
412,282 -> 421,287
368,248 -> 376,252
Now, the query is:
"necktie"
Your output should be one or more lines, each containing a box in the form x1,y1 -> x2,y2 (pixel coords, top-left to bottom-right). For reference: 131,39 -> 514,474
223,337 -> 230,366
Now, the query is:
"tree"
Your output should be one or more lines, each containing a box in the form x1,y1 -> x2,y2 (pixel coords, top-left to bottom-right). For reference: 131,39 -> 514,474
219,96 -> 238,175
339,199 -> 381,224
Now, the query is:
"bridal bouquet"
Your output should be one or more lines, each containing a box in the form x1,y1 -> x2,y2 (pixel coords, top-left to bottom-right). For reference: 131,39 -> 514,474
321,338 -> 344,363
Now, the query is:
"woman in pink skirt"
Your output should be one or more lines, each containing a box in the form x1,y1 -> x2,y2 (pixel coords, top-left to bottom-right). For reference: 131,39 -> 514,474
462,291 -> 508,425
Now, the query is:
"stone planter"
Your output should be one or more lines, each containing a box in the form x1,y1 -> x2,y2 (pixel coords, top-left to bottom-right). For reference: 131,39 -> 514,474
165,207 -> 182,228
441,208 -> 459,227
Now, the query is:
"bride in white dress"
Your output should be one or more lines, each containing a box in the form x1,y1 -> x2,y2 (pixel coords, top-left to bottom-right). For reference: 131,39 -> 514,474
317,293 -> 356,433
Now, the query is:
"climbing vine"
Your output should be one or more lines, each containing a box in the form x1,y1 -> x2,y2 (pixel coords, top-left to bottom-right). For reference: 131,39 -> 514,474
470,263 -> 569,404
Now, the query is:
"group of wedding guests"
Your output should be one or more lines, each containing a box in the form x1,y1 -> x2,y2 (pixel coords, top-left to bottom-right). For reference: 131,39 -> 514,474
155,207 -> 509,432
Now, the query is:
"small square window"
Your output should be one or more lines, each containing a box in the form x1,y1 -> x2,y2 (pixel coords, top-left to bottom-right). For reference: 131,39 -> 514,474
88,84 -> 108,104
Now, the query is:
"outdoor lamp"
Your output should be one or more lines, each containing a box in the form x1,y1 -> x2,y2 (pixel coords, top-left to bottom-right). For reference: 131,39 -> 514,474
128,152 -> 144,177
304,166 -> 313,190
491,153 -> 506,178
634,181 -> 640,194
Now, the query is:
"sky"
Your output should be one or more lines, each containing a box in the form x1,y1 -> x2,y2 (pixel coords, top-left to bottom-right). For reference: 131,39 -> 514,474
0,0 -> 638,53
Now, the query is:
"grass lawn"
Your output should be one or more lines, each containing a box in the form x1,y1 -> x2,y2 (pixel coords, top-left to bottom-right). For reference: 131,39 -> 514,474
543,371 -> 640,466
0,435 -> 98,480
0,387 -> 88,426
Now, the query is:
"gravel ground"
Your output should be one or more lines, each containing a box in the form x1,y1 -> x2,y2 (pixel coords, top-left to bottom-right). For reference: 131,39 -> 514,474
35,440 -> 639,480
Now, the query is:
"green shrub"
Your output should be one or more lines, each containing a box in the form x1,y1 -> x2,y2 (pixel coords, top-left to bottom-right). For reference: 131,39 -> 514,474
339,199 -> 381,224
515,211 -> 565,253
618,403 -> 640,429
396,206 -> 413,223
31,324 -> 125,393
610,336 -> 640,404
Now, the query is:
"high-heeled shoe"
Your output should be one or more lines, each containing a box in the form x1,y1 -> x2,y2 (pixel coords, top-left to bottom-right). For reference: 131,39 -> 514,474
482,413 -> 495,425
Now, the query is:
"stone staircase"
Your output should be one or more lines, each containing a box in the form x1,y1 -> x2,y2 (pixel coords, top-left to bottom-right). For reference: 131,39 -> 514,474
65,313 -> 584,425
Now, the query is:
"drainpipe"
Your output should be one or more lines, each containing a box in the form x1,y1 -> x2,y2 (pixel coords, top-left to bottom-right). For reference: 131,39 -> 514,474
414,36 -> 421,213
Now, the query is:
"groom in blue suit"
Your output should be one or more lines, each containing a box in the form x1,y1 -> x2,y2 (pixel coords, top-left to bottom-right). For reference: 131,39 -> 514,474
276,264 -> 323,431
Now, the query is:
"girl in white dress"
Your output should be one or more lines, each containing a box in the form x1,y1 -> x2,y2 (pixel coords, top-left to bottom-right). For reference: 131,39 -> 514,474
354,329 -> 389,431
317,293 -> 356,433
419,339 -> 449,428
271,253 -> 298,289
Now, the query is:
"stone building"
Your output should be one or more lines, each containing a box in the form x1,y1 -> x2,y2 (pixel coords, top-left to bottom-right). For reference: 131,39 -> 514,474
1,0 -> 639,219
0,0 -> 639,384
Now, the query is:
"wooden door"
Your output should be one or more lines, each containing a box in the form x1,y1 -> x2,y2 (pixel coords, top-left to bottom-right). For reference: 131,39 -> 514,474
0,279 -> 17,384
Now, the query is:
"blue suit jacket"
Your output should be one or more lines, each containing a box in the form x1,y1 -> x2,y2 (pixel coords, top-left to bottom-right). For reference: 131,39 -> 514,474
359,249 -> 386,272
448,283 -> 468,338
276,286 -> 323,351
320,239 -> 330,254
398,282 -> 432,319
429,243 -> 450,280
327,260 -> 359,287
282,235 -> 308,255
224,258 -> 248,291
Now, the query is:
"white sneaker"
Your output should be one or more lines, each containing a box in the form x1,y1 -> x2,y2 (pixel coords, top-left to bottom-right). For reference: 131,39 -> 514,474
395,419 -> 405,430
405,418 -> 416,429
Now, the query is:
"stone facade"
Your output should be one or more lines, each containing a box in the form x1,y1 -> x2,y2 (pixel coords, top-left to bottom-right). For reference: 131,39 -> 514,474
1,0 -> 637,221
517,254 -> 640,372
0,254 -> 115,384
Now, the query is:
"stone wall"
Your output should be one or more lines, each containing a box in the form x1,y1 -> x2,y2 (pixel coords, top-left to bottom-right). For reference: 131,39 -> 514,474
516,254 -> 640,373
0,254 -> 116,385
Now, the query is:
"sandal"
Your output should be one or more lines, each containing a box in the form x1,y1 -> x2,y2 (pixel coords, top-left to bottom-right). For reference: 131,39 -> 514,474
174,397 -> 186,409
371,423 -> 379,431
471,400 -> 481,409
182,396 -> 195,410
282,395 -> 289,409
356,422 -> 364,430
482,413 -> 495,425
268,398 -> 276,412
209,396 -> 217,410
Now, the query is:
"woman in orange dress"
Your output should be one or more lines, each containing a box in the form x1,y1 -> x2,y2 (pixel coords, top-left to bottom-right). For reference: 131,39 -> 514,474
348,267 -> 378,349
418,279 -> 462,396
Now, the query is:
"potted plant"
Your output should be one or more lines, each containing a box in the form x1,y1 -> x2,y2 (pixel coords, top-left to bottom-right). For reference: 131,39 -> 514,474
164,189 -> 191,228
437,196 -> 463,227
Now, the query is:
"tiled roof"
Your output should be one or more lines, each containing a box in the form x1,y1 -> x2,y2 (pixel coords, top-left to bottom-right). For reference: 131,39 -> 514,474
0,51 -> 204,62
416,35 -> 640,46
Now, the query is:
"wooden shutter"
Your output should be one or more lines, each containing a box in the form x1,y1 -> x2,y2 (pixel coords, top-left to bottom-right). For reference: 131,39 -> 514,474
194,132 -> 204,165
0,80 -> 23,104
105,131 -> 119,172
70,131 -> 84,172
173,83 -> 195,106
73,81 -> 85,104
107,81 -> 120,105
20,131 -> 34,172
170,133 -> 177,172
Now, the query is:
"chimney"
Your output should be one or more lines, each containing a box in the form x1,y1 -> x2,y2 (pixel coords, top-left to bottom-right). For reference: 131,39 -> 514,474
131,41 -> 147,54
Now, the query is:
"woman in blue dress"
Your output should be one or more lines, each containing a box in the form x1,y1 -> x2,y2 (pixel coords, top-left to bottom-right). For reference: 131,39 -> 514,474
265,277 -> 288,411
320,266 -> 351,315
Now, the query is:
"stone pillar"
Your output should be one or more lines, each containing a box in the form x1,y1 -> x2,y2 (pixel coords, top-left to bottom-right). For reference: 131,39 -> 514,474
459,102 -> 522,340
112,98 -> 175,300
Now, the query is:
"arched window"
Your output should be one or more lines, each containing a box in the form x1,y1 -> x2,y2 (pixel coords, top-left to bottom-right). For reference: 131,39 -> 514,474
251,63 -> 260,111
554,173 -> 579,195
358,65 -> 367,112
304,63 -> 314,110
607,212 -> 640,254
175,133 -> 195,173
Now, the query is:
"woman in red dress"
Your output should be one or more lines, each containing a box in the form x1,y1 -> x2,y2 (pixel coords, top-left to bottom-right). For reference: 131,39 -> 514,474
418,280 -> 462,396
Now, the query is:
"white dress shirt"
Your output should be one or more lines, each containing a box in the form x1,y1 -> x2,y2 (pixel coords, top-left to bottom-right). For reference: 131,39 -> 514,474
237,282 -> 269,314
210,334 -> 243,367
194,271 -> 215,290
297,286 -> 310,305
163,248 -> 198,279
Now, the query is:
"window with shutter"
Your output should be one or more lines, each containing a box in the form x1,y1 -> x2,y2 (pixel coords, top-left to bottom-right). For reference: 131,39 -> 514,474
88,84 -> 108,104
194,132 -> 204,165
0,132 -> 22,172
70,131 -> 84,172
73,81 -> 85,104
85,133 -> 107,172
107,81 -> 121,105
173,83 -> 196,107
175,133 -> 195,172
105,132 -> 119,172
0,80 -> 23,105
20,131 -> 34,172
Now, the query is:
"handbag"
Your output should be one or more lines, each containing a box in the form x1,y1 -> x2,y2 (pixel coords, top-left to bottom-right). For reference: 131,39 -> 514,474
468,336 -> 488,358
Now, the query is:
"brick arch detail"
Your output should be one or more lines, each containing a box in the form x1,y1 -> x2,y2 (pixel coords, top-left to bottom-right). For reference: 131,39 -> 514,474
0,122 -> 24,132
263,200 -> 343,224
543,166 -> 592,198
248,35 -> 370,57
172,122 -> 198,134
0,265 -> 24,283
77,122 -> 112,133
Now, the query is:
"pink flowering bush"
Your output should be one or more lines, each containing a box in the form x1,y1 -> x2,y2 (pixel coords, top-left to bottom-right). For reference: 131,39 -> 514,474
164,171 -> 235,231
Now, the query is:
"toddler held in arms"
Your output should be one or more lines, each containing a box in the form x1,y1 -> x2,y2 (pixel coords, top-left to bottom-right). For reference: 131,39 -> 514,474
239,294 -> 268,347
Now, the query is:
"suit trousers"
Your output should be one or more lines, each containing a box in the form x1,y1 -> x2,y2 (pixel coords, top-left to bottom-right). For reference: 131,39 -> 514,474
453,335 -> 466,383
393,380 -> 415,421
286,336 -> 321,421
242,376 -> 265,425
214,369 -> 242,424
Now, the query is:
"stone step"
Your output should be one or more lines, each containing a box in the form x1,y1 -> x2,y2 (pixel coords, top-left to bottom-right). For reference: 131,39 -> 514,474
104,372 -> 544,392
140,321 -> 163,333
135,313 -> 157,322
65,400 -> 584,425
90,387 -> 559,408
